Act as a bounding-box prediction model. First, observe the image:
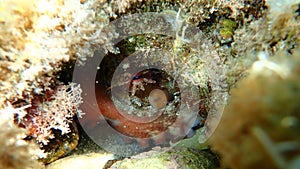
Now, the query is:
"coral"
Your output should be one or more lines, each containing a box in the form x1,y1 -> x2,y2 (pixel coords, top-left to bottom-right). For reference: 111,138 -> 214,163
0,0 -> 112,105
0,83 -> 83,164
19,83 -> 83,145
0,0 -> 111,162
0,103 -> 45,169
209,48 -> 300,169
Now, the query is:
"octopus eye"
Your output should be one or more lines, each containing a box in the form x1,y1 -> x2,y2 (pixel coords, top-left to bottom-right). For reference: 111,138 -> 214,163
128,68 -> 180,113
148,89 -> 168,109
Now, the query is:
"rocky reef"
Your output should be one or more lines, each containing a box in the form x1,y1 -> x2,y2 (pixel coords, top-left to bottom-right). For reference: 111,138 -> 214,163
0,0 -> 300,168
209,49 -> 300,169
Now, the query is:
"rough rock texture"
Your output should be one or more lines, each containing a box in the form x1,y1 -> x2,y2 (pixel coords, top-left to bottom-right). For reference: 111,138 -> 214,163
46,153 -> 114,169
209,48 -> 300,169
111,147 -> 219,169
1,0 -> 299,168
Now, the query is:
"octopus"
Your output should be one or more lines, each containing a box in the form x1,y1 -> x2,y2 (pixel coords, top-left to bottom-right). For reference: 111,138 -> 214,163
77,45 -> 204,150
74,47 -> 206,149
95,69 -> 183,146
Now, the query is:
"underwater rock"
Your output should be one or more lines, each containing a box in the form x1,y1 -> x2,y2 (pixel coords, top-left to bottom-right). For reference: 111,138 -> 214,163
111,147 -> 219,169
209,49 -> 300,169
41,121 -> 80,164
46,153 -> 114,169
